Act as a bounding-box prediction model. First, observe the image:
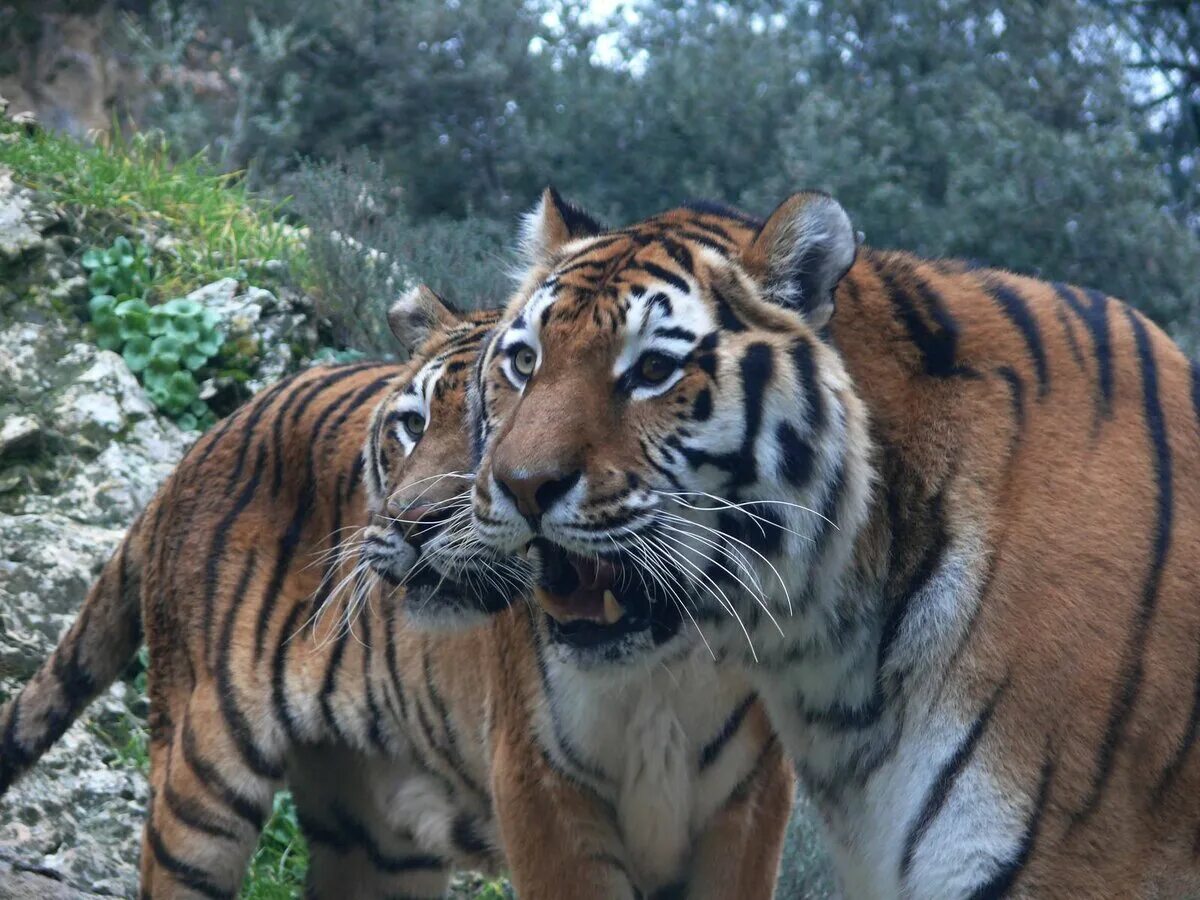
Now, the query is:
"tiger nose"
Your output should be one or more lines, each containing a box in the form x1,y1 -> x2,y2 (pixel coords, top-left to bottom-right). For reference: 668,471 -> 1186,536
496,469 -> 582,519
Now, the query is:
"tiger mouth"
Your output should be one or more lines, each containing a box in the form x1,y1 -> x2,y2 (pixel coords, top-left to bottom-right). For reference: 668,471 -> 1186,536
526,538 -> 681,648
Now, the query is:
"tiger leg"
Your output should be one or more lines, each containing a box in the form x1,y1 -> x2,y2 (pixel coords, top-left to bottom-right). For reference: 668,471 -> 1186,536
140,685 -> 280,899
492,729 -> 641,900
680,739 -> 794,900
289,743 -> 452,900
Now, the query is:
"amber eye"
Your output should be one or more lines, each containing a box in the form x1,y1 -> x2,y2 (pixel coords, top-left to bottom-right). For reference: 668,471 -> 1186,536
511,345 -> 537,379
401,412 -> 426,439
636,352 -> 679,387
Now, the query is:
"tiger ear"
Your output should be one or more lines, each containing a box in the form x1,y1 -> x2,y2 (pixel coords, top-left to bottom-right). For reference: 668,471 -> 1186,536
518,186 -> 605,269
740,191 -> 857,328
387,284 -> 460,355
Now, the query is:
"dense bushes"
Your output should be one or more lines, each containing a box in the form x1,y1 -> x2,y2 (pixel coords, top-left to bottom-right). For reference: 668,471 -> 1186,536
117,0 -> 1200,346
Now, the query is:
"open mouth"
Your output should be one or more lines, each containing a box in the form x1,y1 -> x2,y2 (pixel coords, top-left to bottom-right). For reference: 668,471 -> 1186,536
527,538 -> 681,648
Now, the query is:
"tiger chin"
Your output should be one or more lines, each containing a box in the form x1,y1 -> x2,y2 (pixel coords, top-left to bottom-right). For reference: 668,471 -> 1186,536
471,186 -> 1200,898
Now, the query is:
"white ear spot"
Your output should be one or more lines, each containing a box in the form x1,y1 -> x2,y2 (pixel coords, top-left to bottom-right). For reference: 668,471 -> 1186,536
387,284 -> 460,355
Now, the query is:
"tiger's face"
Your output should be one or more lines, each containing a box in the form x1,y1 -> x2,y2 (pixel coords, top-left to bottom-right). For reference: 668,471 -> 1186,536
471,189 -> 871,667
362,287 -> 528,628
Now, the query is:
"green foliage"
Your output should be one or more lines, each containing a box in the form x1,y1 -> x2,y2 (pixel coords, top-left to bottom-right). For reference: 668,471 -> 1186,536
83,237 -> 225,429
81,235 -> 154,300
285,155 -> 512,354
0,117 -> 305,296
242,792 -> 308,900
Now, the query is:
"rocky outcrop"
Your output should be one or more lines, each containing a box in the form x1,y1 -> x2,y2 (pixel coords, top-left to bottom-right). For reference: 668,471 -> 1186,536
0,167 -> 315,896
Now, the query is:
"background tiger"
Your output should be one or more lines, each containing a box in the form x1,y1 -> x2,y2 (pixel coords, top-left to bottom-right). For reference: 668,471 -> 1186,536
468,187 -> 1200,898
0,273 -> 793,898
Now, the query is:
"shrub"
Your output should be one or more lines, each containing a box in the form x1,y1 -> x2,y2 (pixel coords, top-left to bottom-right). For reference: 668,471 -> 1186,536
284,155 -> 514,356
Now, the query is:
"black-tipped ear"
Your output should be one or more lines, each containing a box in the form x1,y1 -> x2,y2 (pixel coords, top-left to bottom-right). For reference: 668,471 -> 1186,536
387,284 -> 461,355
518,186 -> 605,269
740,191 -> 857,327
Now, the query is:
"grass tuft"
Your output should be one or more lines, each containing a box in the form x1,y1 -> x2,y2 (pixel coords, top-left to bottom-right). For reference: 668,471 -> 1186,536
0,117 -> 305,297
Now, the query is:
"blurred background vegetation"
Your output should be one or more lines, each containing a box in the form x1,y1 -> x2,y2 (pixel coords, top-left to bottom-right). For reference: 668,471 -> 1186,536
1,0 -> 1197,353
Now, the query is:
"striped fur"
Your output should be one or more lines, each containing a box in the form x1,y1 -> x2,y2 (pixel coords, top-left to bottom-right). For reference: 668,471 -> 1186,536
0,302 -> 792,898
471,189 -> 1200,898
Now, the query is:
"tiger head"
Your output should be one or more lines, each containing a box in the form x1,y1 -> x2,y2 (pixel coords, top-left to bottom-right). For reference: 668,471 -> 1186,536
361,286 -> 528,628
470,188 -> 875,667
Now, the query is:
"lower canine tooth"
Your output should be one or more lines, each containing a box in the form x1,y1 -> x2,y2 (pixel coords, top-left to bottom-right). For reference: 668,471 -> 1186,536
603,589 -> 624,624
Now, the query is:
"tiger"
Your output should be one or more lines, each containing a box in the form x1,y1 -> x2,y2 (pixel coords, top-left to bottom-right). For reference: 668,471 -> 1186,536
465,186 -> 1200,899
0,271 -> 793,898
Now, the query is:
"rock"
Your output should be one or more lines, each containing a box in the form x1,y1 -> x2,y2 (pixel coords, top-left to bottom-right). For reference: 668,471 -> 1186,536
0,859 -> 110,899
0,171 -> 43,263
0,416 -> 40,458
777,792 -> 840,898
184,278 -> 316,395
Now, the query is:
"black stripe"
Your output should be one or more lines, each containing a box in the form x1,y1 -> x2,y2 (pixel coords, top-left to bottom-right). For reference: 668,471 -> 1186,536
163,779 -> 239,841
986,280 -> 1049,398
636,261 -> 690,294
900,679 -> 1008,880
180,718 -> 267,829
1154,630 -> 1200,803
967,752 -> 1055,900
1074,308 -> 1173,826
776,421 -> 814,487
203,445 -> 267,652
995,366 -> 1026,434
699,694 -> 756,770
357,604 -> 389,752
147,822 -> 234,899
790,338 -> 826,431
879,266 -> 976,379
421,650 -> 489,801
254,378 -> 382,660
1055,284 -> 1113,426
215,548 -> 284,780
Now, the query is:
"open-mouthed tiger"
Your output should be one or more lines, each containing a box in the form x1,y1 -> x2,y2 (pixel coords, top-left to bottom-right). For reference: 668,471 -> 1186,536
363,278 -> 793,900
469,187 -> 1200,898
0,272 -> 793,898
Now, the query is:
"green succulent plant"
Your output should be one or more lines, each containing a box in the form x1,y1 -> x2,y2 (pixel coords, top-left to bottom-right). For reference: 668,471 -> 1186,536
81,236 -> 154,301
84,241 -> 225,431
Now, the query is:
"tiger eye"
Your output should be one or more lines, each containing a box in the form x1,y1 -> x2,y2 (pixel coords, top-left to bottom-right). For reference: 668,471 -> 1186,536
637,352 -> 677,386
402,412 -> 426,438
513,346 -> 537,378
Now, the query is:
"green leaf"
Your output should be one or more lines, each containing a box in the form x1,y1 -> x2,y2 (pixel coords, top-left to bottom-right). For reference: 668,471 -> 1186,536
165,298 -> 202,318
147,308 -> 171,336
94,320 -> 123,352
81,249 -> 104,270
166,370 -> 200,404
176,412 -> 199,431
200,309 -> 221,331
88,294 -> 117,319
189,399 -> 209,417
167,315 -> 201,342
88,271 -> 113,294
115,299 -> 151,341
183,351 -> 209,371
122,335 -> 153,373
194,335 -> 223,357
113,236 -> 134,257
102,250 -> 118,266
145,355 -> 178,378
146,383 -> 172,409
150,335 -> 183,368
